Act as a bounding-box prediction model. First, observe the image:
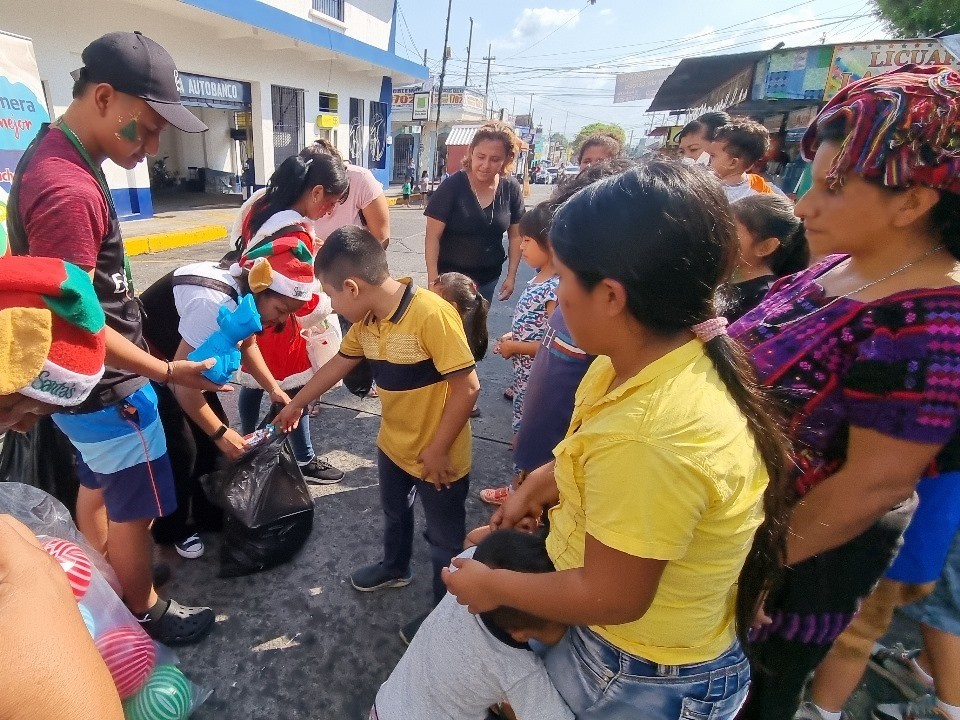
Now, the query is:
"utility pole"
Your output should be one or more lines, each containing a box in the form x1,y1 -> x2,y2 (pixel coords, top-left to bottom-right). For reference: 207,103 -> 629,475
432,0 -> 453,181
423,48 -> 428,66
464,17 -> 474,87
628,128 -> 635,155
560,111 -> 568,163
483,44 -> 494,110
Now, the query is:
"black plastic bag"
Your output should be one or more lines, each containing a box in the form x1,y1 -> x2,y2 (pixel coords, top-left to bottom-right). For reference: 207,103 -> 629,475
0,418 -> 80,515
202,433 -> 314,578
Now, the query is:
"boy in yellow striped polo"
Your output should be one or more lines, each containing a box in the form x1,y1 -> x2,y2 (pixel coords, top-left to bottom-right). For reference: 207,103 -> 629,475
275,225 -> 480,634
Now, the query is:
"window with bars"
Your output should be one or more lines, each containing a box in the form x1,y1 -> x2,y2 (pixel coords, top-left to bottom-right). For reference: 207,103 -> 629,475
272,85 -> 304,169
348,97 -> 364,167
311,0 -> 344,21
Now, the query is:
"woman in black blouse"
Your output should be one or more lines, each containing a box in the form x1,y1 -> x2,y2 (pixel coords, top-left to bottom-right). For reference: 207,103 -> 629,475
425,122 -> 524,303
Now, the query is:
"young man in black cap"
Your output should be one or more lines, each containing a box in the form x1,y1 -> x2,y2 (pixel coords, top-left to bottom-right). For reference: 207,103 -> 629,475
7,31 -> 219,646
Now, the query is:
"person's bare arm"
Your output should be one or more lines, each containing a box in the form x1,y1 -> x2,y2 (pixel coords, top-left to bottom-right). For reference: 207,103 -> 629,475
103,326 -> 227,391
444,532 -> 666,626
238,337 -> 289,405
0,515 -> 124,720
275,354 -> 362,432
171,340 -> 246,461
499,223 -> 522,300
361,194 -> 391,248
425,216 -> 446,287
787,426 -> 939,564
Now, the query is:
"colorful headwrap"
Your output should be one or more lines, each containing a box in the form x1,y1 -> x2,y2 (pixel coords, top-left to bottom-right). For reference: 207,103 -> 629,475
801,64 -> 960,195
0,256 -> 106,406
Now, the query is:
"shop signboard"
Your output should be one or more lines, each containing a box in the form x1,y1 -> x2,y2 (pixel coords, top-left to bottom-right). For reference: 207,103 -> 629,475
412,91 -> 430,120
825,40 -> 960,100
179,72 -> 251,109
0,31 -> 50,255
755,46 -> 834,101
784,105 -> 820,142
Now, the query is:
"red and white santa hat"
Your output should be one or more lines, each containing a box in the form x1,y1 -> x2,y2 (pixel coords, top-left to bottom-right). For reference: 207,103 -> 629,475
232,211 -> 318,300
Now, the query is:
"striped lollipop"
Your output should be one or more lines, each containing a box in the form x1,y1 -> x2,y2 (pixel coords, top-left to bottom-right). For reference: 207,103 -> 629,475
94,626 -> 156,699
122,665 -> 192,720
41,538 -> 93,600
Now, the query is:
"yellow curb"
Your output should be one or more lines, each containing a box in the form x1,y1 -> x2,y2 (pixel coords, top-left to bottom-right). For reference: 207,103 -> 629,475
124,225 -> 228,256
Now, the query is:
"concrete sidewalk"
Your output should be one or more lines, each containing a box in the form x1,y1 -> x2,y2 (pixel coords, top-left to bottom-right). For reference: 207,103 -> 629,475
120,185 -> 409,258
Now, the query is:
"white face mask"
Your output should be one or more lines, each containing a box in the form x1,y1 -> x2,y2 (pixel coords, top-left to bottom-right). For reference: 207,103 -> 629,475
681,152 -> 711,167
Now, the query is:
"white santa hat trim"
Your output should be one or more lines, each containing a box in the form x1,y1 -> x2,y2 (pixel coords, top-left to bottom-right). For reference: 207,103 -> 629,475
18,358 -> 105,406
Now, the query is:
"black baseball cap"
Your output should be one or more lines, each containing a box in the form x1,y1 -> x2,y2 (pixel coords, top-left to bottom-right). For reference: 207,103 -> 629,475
73,31 -> 207,133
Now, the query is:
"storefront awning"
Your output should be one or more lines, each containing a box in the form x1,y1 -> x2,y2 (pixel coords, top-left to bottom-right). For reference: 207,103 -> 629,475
444,125 -> 529,151
647,51 -> 768,112
445,125 -> 481,146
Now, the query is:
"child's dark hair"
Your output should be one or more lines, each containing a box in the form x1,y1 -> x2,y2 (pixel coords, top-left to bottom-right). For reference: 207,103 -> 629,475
246,154 -> 350,240
549,161 -> 794,649
316,225 -> 389,287
435,272 -> 489,361
677,111 -> 731,143
713,119 -> 770,168
473,530 -> 555,633
518,203 -> 553,251
731,194 -> 810,276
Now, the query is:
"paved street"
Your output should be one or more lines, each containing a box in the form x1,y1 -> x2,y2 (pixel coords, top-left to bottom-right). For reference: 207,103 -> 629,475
129,186 -> 919,719
129,186 -> 549,720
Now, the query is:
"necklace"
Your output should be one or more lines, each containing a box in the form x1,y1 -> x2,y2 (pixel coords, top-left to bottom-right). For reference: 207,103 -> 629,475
759,244 -> 946,329
468,173 -> 497,225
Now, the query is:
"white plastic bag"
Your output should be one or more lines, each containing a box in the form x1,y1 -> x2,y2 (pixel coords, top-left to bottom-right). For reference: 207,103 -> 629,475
301,313 -> 343,388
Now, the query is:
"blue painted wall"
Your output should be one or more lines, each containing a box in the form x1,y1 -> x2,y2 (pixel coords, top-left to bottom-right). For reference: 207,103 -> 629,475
112,187 -> 153,221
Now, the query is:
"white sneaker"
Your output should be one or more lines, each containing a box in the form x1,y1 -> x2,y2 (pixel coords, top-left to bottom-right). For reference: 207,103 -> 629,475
795,701 -> 846,720
174,533 -> 204,559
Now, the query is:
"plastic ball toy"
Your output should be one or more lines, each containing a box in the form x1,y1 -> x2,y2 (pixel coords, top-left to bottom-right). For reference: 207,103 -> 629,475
122,665 -> 192,720
41,538 -> 92,600
94,626 -> 156,699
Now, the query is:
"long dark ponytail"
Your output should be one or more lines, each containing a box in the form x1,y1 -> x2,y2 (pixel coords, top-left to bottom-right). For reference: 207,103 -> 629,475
550,162 -> 794,647
245,154 -> 349,241
436,272 -> 489,361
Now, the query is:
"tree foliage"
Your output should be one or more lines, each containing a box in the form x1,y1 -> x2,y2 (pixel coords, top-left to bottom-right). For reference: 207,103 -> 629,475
871,0 -> 960,38
572,123 -> 626,153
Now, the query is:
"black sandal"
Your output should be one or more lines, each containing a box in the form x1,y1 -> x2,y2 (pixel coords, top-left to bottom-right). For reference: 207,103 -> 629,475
140,598 -> 215,646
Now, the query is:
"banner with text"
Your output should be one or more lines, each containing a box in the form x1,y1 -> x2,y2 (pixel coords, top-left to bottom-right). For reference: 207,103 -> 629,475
824,40 -> 960,100
0,31 -> 50,254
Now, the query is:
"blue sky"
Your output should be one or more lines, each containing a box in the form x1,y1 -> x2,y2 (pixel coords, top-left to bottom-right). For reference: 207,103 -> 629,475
394,0 -> 888,141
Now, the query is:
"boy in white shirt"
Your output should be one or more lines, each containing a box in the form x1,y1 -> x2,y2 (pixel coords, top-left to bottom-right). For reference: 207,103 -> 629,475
372,530 -> 574,720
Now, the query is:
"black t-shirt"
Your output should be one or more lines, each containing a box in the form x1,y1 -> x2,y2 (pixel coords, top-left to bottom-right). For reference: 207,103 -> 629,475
424,170 -> 524,284
727,275 -> 776,322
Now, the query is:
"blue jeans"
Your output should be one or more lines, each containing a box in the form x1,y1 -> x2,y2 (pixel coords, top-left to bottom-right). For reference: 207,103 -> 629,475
378,450 -> 468,605
238,386 -> 314,463
544,626 -> 750,720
